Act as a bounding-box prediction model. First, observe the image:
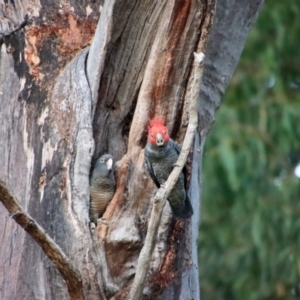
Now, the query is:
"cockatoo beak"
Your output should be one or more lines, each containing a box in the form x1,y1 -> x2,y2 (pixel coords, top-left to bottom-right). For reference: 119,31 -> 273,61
156,133 -> 164,146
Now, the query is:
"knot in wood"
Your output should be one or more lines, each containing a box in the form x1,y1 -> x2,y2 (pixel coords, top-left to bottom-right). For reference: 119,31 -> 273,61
27,220 -> 37,229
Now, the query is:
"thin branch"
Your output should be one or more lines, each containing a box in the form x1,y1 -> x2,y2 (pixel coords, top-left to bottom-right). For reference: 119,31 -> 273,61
128,52 -> 205,300
0,181 -> 84,300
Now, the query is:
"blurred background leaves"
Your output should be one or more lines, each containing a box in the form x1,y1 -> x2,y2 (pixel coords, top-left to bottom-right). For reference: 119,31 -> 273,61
199,1 -> 300,299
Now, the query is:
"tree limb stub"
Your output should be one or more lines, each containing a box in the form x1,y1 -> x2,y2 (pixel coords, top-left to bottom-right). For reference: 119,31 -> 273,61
0,181 -> 84,300
128,52 -> 205,300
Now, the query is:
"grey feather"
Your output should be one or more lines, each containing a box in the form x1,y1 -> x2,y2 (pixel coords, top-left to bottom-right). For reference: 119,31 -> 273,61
144,139 -> 193,219
89,154 -> 116,224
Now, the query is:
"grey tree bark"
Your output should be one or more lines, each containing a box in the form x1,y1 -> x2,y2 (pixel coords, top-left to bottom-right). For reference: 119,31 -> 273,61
0,0 -> 264,299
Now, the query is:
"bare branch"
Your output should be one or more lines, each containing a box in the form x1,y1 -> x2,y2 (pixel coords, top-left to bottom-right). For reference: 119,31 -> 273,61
0,181 -> 84,300
128,50 -> 205,300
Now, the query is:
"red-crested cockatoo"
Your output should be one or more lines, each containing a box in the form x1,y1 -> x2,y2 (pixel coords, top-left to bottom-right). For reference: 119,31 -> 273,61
144,118 -> 193,219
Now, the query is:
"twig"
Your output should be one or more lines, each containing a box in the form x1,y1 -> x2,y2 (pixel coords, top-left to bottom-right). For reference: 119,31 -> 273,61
128,52 -> 205,300
0,181 -> 84,300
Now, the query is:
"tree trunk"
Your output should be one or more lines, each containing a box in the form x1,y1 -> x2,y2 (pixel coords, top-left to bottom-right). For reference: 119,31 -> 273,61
0,0 -> 264,299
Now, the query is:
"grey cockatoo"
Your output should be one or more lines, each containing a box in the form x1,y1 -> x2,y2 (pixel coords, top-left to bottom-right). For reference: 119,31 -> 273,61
144,118 -> 193,219
89,154 -> 116,224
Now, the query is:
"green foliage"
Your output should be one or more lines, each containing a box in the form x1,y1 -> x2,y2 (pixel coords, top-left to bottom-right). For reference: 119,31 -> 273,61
199,1 -> 300,299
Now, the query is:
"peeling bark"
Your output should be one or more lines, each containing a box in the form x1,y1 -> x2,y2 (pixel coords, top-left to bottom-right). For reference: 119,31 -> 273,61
0,0 -> 264,299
